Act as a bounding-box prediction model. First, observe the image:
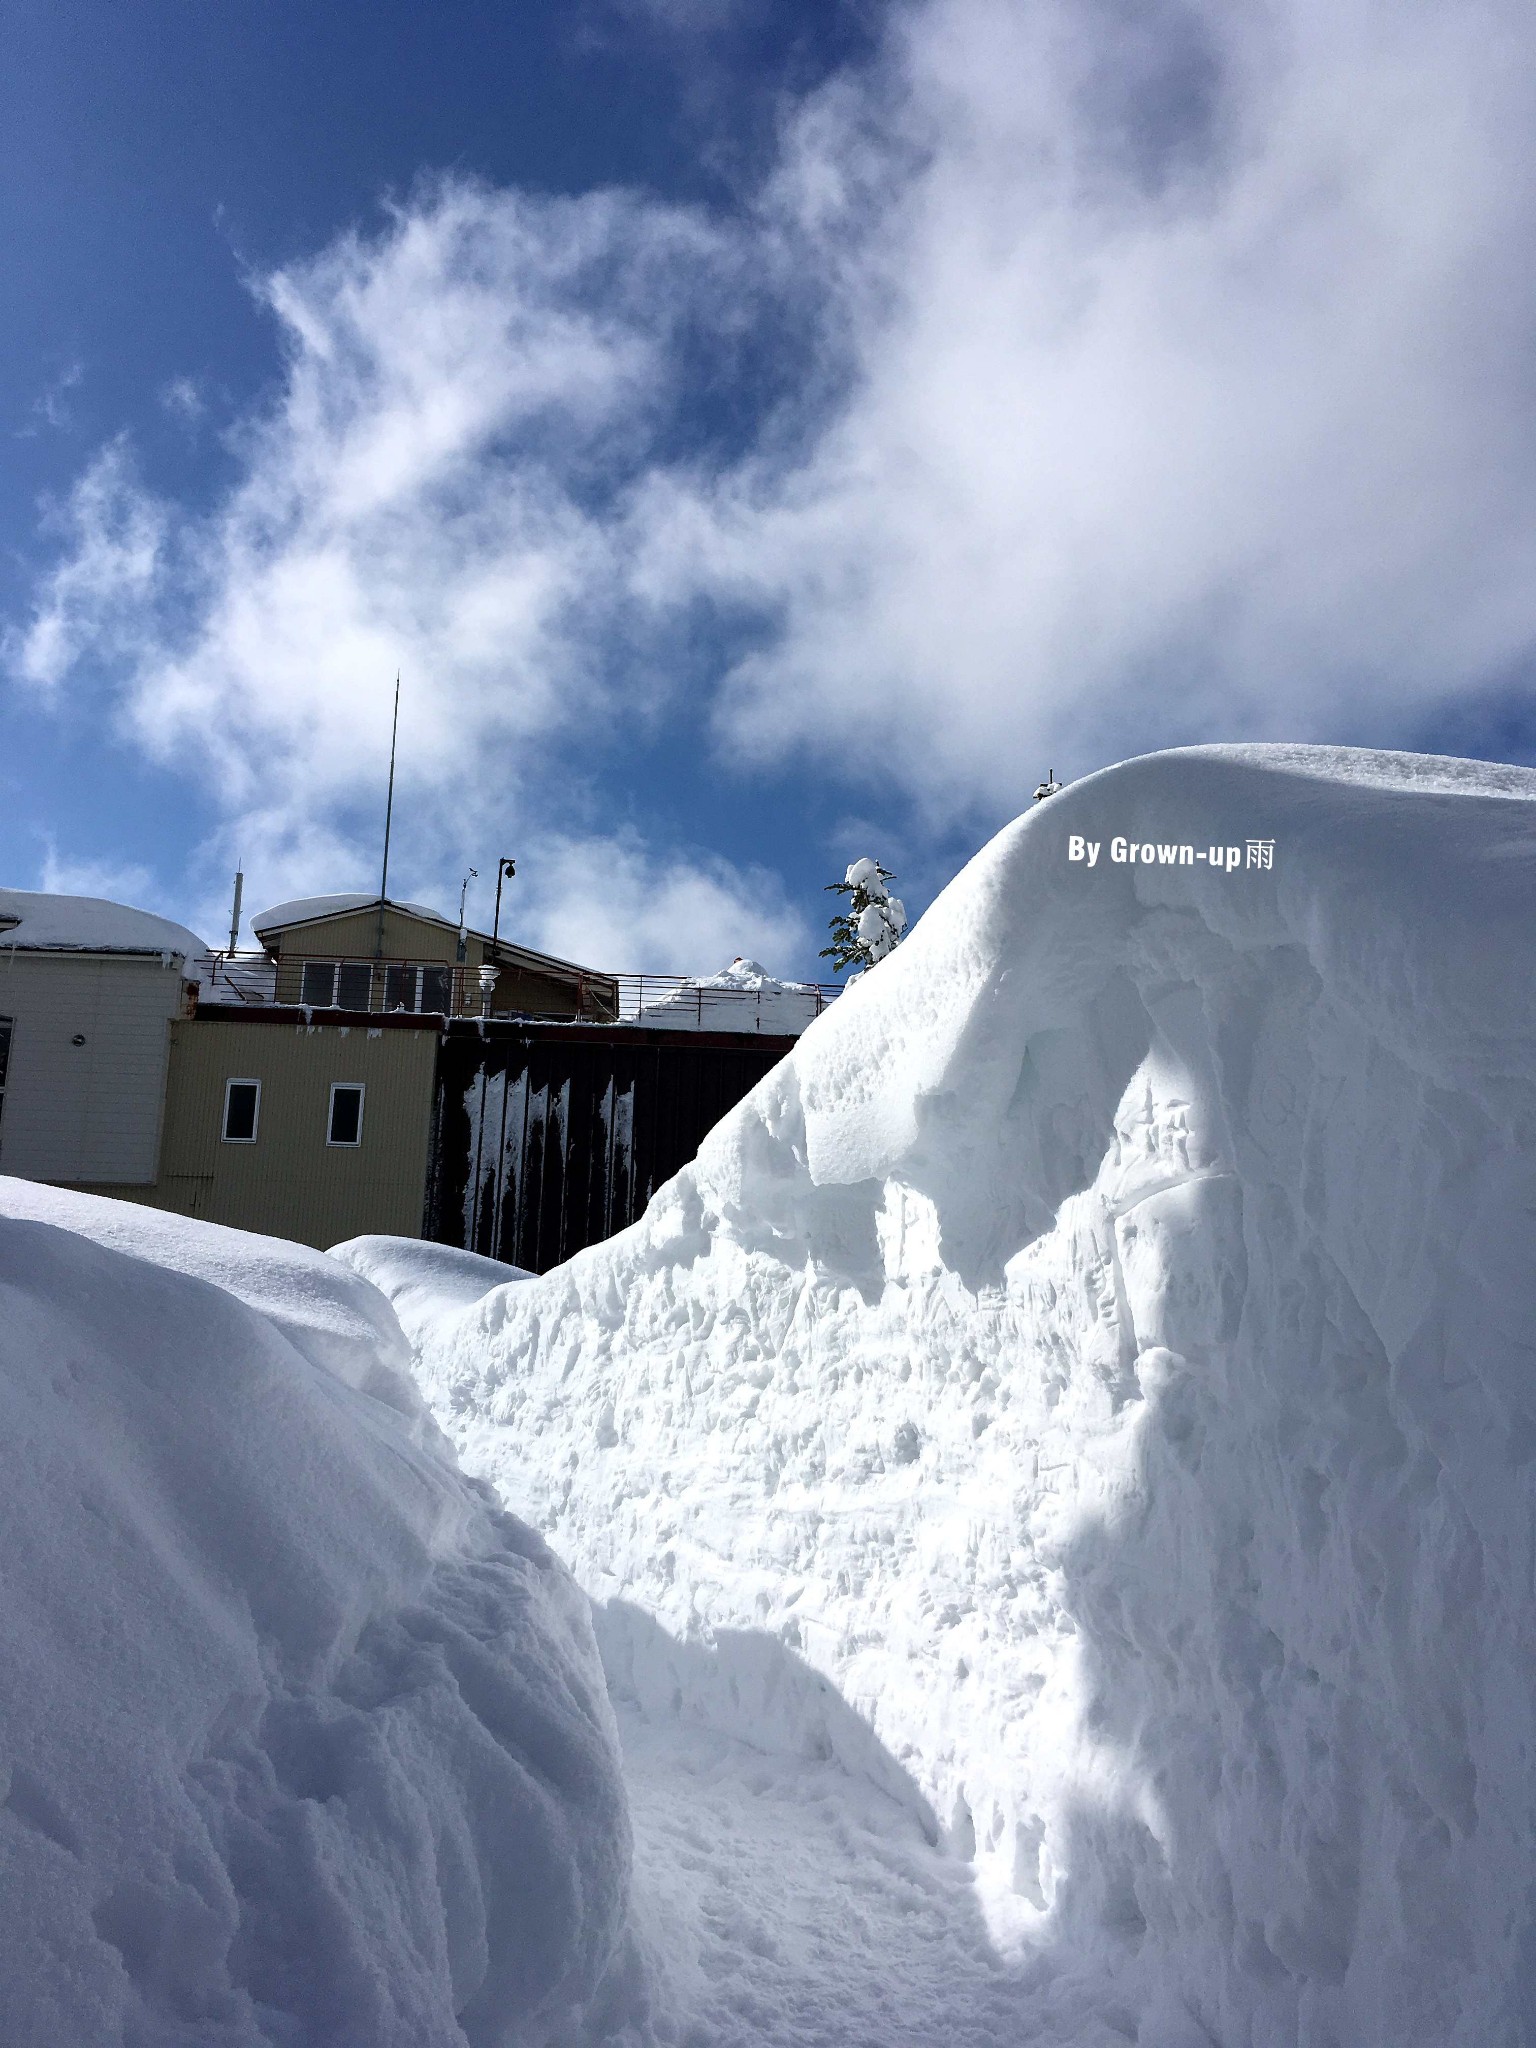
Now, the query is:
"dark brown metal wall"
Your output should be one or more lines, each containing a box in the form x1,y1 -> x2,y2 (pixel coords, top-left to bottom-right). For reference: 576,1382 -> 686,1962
424,1020 -> 797,1270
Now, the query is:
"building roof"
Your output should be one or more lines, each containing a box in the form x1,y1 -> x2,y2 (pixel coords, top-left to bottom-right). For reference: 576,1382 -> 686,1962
248,891 -> 614,990
250,892 -> 443,934
0,887 -> 207,965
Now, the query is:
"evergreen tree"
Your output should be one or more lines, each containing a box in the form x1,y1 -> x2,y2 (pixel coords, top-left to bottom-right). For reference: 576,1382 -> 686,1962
822,857 -> 907,974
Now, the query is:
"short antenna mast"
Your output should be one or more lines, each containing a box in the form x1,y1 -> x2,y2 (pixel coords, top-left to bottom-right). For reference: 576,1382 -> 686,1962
227,863 -> 244,955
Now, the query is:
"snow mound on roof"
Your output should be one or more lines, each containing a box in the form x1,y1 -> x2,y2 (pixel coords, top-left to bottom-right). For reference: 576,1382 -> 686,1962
409,743 -> 1536,2044
251,892 -> 445,933
0,1180 -> 631,2046
0,886 -> 206,961
632,957 -> 828,1035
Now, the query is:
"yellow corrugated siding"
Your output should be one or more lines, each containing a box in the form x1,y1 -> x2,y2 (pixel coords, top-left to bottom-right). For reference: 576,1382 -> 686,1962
136,1014 -> 438,1247
271,907 -> 462,965
264,907 -> 612,1017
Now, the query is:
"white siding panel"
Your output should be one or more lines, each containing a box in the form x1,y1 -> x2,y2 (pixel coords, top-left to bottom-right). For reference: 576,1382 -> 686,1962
0,955 -> 179,1183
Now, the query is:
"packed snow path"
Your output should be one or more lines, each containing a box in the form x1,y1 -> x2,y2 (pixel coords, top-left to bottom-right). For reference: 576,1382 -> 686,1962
609,1696 -> 1203,2048
363,744 -> 1536,2047
613,1705 -> 1038,2048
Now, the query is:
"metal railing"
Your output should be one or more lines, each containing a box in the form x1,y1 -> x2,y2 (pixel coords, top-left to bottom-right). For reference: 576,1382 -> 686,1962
194,953 -> 843,1032
193,952 -> 616,1020
609,973 -> 843,1030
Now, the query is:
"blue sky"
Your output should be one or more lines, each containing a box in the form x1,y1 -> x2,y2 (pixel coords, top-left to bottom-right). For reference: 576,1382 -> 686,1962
5,0 -> 1536,975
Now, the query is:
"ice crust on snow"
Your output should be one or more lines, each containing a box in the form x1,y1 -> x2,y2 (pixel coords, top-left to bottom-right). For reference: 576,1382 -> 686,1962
401,744 -> 1536,2045
0,1182 -> 630,2048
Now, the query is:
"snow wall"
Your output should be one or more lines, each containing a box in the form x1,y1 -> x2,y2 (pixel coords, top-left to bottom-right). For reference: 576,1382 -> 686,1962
393,744 -> 1536,2046
0,1182 -> 631,2048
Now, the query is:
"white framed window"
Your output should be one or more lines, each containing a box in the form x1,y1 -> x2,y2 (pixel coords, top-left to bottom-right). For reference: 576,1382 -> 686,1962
336,963 -> 373,1010
222,1077 -> 261,1143
299,960 -> 374,1009
383,963 -> 418,1012
300,960 -> 336,1006
327,1081 -> 365,1147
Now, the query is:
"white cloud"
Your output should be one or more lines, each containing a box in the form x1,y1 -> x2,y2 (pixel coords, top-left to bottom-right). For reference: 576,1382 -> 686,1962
159,377 -> 206,428
19,360 -> 83,436
662,0 -> 1536,814
37,843 -> 155,908
10,441 -> 165,692
11,0 -> 1536,950
512,831 -> 810,978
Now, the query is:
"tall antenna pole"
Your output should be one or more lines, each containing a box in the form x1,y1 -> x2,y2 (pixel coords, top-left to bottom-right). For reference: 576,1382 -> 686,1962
374,673 -> 400,964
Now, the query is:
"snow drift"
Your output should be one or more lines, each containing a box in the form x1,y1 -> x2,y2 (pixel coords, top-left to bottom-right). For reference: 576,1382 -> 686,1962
396,744 -> 1536,2045
0,1183 -> 630,2048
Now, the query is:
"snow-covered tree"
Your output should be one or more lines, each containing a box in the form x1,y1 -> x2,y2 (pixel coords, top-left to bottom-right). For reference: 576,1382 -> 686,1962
821,856 -> 907,974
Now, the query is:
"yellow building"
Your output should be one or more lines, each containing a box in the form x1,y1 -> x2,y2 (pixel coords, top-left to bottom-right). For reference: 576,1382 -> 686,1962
234,892 -> 618,1021
4,889 -> 619,1250
146,893 -> 618,1245
141,1007 -> 440,1243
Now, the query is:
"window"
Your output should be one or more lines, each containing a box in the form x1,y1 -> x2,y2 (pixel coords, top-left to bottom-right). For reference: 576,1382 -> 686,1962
0,1017 -> 12,1130
327,1082 -> 365,1147
300,960 -> 336,1007
299,960 -> 373,1009
383,963 -> 418,1012
420,965 -> 452,1014
222,1078 -> 261,1142
336,962 -> 373,1010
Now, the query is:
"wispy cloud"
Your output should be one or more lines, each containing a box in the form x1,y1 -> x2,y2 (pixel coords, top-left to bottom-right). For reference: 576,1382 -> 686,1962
23,360 -> 83,436
37,841 -> 155,906
159,376 -> 206,429
10,440 -> 165,693
10,0 -> 1536,960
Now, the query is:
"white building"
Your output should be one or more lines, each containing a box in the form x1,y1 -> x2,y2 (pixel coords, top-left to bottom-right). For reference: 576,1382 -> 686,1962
0,890 -> 206,1187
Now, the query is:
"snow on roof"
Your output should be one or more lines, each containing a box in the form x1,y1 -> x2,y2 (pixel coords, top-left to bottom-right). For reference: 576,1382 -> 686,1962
633,958 -> 829,1034
0,886 -> 207,963
251,892 -> 446,934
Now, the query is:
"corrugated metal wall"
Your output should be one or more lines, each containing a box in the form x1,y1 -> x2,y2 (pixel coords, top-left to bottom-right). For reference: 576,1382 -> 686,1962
426,1021 -> 795,1271
0,954 -> 183,1183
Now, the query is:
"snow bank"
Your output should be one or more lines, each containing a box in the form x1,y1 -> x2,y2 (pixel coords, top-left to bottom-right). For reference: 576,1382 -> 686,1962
632,958 -> 828,1035
0,1181 -> 630,2047
409,744 -> 1536,2045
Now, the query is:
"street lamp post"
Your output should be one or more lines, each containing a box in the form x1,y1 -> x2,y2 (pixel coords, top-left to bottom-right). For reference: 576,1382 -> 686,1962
491,856 -> 516,947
